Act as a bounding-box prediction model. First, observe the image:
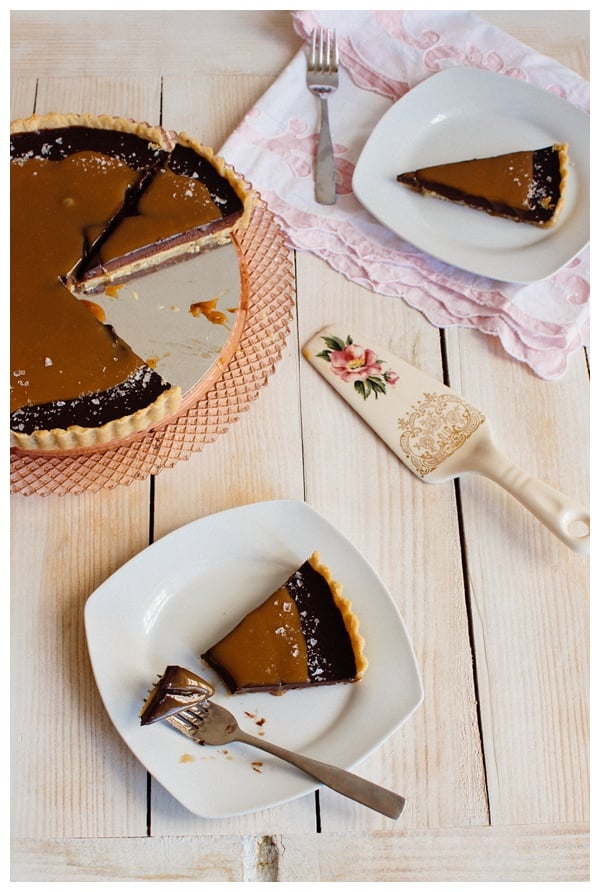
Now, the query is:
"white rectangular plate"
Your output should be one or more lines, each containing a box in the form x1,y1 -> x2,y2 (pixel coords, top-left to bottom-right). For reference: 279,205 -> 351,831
85,500 -> 423,818
353,67 -> 590,283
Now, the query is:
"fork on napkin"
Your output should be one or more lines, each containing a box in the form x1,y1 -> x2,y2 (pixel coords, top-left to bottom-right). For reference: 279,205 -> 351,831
306,28 -> 339,205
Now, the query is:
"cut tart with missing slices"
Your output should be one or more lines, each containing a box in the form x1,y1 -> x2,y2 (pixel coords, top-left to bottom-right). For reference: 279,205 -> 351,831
396,144 -> 568,227
140,665 -> 215,725
201,552 -> 367,695
10,112 -> 256,451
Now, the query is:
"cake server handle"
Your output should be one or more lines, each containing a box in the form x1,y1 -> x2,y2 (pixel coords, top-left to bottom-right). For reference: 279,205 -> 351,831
464,432 -> 591,554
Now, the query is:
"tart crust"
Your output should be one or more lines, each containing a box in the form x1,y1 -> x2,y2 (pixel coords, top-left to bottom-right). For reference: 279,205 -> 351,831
10,385 -> 182,452
10,111 -> 173,149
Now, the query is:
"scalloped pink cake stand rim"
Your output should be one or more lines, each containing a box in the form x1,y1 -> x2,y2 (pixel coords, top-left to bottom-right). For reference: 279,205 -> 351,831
10,203 -> 295,496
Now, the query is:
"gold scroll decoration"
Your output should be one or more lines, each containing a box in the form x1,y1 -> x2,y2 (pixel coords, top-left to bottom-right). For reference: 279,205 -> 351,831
398,392 -> 485,477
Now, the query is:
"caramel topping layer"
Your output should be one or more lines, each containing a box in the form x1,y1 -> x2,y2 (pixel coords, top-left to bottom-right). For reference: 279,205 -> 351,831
206,588 -> 309,690
97,167 -> 223,264
415,152 -> 545,209
10,153 -> 144,410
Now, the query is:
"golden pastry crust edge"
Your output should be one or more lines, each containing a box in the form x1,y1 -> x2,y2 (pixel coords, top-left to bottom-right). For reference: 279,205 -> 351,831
307,551 -> 368,679
10,112 -> 174,150
10,384 -> 182,452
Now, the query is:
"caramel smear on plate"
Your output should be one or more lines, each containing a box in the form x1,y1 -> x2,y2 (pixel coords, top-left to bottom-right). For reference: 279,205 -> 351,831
189,297 -> 228,326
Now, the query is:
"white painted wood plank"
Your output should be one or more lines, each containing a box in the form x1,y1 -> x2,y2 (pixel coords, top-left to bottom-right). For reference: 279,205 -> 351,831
10,10 -> 302,79
10,485 -> 153,838
162,73 -> 277,150
296,253 -> 488,831
148,77 -> 312,835
444,327 -> 589,826
10,76 -> 37,118
34,75 -> 162,123
277,824 -> 589,882
10,76 -> 165,840
11,835 -> 248,882
10,10 -> 589,82
11,824 -> 589,882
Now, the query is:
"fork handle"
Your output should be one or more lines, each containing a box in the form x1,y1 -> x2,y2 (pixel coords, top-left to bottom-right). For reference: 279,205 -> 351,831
234,729 -> 405,819
315,97 -> 336,205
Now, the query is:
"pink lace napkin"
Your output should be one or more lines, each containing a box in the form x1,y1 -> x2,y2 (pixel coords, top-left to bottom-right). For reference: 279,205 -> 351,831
220,10 -> 589,379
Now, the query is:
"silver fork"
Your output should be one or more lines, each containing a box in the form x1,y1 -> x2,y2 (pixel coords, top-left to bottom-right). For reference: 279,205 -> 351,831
306,28 -> 339,205
167,701 -> 406,819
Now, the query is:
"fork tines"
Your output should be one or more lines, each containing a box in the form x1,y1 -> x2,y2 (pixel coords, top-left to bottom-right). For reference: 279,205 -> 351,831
309,28 -> 339,75
168,705 -> 207,729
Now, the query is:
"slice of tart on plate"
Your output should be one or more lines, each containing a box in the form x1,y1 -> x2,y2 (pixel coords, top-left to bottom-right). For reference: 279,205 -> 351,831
10,112 -> 256,452
396,143 -> 569,227
202,551 -> 368,695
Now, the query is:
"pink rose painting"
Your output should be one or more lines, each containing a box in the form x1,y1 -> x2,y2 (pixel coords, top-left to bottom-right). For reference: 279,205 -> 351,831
317,334 -> 398,400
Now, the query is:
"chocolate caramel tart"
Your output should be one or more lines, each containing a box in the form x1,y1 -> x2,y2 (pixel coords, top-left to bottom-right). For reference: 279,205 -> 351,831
396,144 -> 568,227
140,665 -> 215,725
10,112 -> 255,451
201,552 -> 367,695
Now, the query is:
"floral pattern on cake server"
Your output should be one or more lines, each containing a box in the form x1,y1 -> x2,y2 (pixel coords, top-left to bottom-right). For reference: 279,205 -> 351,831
316,334 -> 398,401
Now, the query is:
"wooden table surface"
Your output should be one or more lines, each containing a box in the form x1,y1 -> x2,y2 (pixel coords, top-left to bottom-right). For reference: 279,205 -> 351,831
10,9 -> 590,883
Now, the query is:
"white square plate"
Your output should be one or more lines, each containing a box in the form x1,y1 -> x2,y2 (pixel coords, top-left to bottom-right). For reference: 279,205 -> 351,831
85,500 -> 423,817
353,67 -> 590,283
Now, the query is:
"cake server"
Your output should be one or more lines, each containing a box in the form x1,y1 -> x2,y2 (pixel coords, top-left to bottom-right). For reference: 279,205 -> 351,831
303,326 -> 589,554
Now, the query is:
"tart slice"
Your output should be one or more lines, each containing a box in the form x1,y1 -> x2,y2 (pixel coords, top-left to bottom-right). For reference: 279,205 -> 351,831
396,144 -> 568,227
140,665 -> 215,725
78,132 -> 255,292
201,552 -> 367,695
